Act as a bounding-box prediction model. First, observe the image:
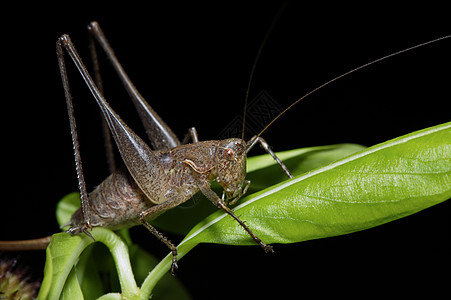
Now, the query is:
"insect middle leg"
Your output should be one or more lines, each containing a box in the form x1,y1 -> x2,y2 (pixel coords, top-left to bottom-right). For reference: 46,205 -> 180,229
182,127 -> 199,144
139,195 -> 190,274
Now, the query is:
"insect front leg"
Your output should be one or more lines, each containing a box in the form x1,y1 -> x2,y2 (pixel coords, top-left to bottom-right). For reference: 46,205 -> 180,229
247,136 -> 294,179
197,177 -> 274,254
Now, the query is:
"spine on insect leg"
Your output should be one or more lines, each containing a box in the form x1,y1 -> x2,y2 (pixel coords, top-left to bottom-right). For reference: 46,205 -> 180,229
69,167 -> 156,231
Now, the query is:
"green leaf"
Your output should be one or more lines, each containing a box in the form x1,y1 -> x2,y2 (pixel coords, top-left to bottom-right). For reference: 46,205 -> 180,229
75,245 -> 106,299
45,199 -> 191,299
38,232 -> 93,300
48,123 -> 450,298
151,143 -> 366,235
178,122 -> 451,249
38,228 -> 140,300
52,190 -> 191,299
246,143 -> 366,192
60,267 -> 84,300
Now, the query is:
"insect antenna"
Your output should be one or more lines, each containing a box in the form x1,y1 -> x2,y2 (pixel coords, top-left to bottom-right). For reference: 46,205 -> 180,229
255,34 -> 451,139
241,2 -> 289,141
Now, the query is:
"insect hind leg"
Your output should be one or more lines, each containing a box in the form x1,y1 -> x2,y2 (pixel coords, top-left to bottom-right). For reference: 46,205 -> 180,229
87,21 -> 182,151
56,35 -> 93,233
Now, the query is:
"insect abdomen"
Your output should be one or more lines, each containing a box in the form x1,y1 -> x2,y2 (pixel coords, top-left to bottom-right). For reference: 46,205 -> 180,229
70,167 -> 155,230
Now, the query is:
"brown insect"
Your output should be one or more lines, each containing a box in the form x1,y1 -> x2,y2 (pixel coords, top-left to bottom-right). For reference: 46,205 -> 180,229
0,19 -> 448,277
56,22 -> 294,273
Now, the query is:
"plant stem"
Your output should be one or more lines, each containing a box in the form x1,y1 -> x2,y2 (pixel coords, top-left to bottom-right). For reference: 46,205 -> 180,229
93,228 -> 139,299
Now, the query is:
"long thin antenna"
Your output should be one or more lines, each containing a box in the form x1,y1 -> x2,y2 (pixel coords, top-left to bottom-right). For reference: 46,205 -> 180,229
242,1 -> 289,140
256,35 -> 451,138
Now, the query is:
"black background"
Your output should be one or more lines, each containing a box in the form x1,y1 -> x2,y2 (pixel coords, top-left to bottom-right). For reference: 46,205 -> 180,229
1,1 -> 450,298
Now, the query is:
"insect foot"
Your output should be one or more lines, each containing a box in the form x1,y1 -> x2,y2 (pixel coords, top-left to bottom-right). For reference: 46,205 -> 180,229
171,256 -> 179,275
262,243 -> 275,254
253,237 -> 274,254
140,215 -> 180,274
66,223 -> 95,242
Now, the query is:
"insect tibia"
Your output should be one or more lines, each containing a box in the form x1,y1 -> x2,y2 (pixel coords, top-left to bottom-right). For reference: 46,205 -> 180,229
140,217 -> 179,274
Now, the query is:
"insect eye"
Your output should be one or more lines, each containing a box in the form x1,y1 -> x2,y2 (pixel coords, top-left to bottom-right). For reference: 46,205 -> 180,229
223,148 -> 234,160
